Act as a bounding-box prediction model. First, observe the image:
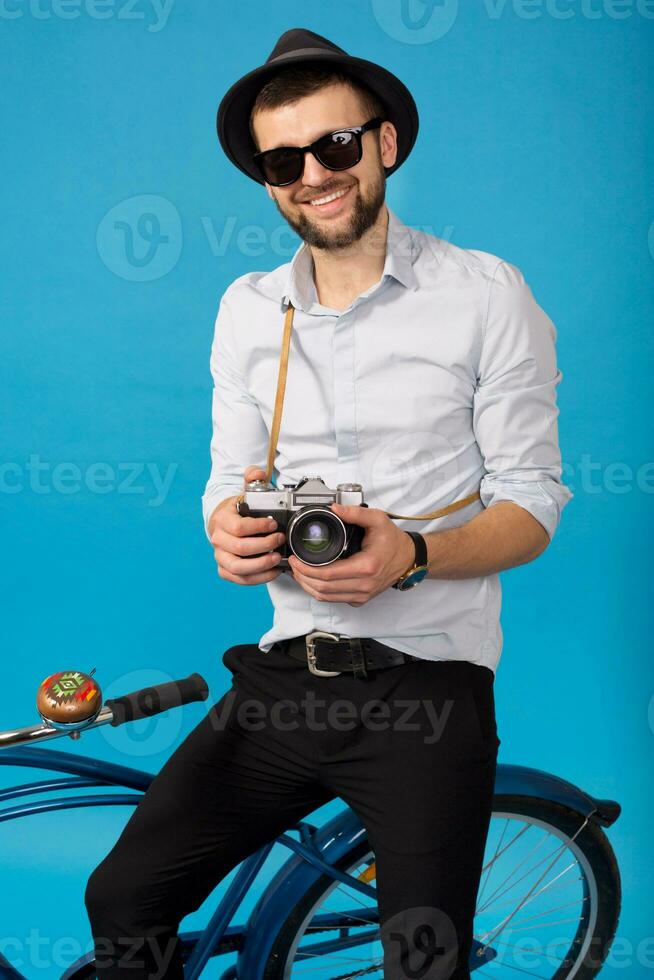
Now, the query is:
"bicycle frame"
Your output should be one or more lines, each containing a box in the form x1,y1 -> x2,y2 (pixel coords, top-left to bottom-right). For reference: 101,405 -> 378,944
0,743 -> 620,980
0,745 -> 377,980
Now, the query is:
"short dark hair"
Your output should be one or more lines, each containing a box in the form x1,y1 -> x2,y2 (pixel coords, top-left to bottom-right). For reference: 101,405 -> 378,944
249,66 -> 386,149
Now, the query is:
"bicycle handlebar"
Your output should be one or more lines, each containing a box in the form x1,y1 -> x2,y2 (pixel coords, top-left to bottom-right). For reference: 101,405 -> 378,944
105,673 -> 209,727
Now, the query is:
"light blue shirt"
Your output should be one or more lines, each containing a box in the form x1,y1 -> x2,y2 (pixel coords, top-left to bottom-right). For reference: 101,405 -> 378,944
202,207 -> 572,673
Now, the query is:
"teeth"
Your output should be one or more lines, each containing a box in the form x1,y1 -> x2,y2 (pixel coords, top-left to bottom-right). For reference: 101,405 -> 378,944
308,187 -> 349,206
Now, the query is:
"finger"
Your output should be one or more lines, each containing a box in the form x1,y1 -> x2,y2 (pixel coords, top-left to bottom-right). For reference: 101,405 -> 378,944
244,466 -> 267,482
207,496 -> 240,536
291,567 -> 367,597
292,572 -> 367,595
216,548 -> 283,577
288,557 -> 369,582
329,502 -> 379,526
219,566 -> 283,586
220,508 -> 280,538
212,527 -> 285,557
293,576 -> 365,603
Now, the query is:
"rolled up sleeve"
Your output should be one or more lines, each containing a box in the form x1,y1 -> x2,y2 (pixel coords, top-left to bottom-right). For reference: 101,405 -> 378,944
201,286 -> 270,542
472,260 -> 573,540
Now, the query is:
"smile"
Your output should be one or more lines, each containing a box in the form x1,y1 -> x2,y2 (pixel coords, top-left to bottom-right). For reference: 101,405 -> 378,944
302,186 -> 352,214
306,187 -> 351,207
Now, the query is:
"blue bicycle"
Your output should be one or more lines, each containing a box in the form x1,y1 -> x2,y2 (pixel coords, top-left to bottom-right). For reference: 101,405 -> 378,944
0,669 -> 622,978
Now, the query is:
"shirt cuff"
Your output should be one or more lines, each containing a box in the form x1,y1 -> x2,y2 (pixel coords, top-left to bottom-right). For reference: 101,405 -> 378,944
479,475 -> 573,540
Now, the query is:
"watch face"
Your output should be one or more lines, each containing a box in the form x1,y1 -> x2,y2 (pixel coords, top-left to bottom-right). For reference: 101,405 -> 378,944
398,567 -> 429,591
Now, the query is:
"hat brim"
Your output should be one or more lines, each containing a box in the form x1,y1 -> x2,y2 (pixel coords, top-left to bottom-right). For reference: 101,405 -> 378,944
216,50 -> 419,185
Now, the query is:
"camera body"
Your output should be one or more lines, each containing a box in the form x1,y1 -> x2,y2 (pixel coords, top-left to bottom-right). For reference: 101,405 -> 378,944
237,476 -> 368,569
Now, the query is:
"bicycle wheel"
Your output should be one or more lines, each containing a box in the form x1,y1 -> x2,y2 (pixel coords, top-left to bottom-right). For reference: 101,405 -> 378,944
263,795 -> 621,979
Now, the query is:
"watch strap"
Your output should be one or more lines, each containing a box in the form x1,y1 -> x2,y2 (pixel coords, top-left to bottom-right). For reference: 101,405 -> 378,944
406,531 -> 427,569
392,531 -> 428,589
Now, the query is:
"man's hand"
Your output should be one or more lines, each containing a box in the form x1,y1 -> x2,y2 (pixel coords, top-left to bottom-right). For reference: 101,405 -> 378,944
208,466 -> 287,586
288,503 -> 415,606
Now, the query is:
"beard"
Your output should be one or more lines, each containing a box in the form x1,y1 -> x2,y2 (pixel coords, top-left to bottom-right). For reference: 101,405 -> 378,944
272,166 -> 387,251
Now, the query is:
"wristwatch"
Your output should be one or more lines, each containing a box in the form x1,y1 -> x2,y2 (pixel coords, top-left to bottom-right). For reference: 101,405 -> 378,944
392,531 -> 429,591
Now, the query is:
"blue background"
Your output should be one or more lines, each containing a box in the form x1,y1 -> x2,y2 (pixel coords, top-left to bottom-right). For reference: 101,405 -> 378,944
1,0 -> 653,976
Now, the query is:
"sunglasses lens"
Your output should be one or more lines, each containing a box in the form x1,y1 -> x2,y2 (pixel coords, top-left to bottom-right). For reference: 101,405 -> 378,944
260,148 -> 302,186
315,131 -> 361,171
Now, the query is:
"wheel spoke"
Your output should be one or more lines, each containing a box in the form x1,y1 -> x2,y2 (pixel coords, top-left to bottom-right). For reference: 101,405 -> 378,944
478,816 -> 591,949
477,960 -> 552,978
490,936 -> 565,959
477,826 -> 557,911
477,816 -> 513,907
509,897 -> 587,928
480,873 -> 583,918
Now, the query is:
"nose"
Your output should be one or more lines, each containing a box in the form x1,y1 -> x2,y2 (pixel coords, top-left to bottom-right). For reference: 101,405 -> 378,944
300,150 -> 337,188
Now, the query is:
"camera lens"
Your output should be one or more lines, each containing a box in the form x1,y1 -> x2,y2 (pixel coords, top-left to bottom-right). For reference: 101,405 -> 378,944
287,507 -> 347,565
300,519 -> 332,554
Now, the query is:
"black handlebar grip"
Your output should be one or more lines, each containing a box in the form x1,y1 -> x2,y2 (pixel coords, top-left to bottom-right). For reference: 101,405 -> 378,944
106,673 -> 209,727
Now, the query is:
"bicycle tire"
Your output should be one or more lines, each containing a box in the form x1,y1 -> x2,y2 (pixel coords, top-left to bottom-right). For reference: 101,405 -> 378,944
263,795 -> 622,980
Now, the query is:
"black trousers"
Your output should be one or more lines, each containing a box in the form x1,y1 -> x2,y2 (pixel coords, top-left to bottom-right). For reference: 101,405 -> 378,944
85,640 -> 500,979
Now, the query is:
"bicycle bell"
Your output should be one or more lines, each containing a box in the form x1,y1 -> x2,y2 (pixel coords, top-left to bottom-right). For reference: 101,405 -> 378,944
36,669 -> 103,731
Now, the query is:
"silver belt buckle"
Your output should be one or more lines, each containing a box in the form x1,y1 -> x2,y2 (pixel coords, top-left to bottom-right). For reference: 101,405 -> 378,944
305,630 -> 342,677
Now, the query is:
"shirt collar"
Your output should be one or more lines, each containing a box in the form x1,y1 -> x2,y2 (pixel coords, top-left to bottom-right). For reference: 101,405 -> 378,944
276,206 -> 419,311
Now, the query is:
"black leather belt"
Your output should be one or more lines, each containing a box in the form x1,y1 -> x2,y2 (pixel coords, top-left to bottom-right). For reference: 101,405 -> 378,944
276,630 -> 419,679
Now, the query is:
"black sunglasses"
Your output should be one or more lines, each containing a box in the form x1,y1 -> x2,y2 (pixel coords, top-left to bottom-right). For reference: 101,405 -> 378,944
252,117 -> 383,187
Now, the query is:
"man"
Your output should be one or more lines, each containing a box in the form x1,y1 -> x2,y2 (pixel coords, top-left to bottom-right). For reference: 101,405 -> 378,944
85,28 -> 572,980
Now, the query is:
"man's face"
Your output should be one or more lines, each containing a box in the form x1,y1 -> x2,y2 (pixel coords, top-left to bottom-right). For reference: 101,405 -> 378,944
251,83 -> 398,250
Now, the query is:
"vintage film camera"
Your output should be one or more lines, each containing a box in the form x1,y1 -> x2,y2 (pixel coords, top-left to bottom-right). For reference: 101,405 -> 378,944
237,476 -> 367,569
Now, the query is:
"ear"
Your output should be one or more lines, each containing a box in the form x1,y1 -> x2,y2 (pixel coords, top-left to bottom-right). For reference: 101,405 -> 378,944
379,121 -> 398,170
265,183 -> 275,201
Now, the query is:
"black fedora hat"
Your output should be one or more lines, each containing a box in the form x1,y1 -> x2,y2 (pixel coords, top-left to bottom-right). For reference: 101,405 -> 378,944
216,27 -> 419,185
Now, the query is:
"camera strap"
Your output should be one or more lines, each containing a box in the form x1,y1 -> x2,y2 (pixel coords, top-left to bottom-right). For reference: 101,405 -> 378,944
256,302 -> 481,522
